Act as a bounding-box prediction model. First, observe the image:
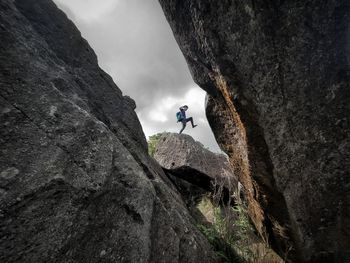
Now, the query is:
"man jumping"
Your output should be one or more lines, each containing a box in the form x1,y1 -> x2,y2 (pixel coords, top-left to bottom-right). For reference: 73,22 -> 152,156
177,105 -> 197,134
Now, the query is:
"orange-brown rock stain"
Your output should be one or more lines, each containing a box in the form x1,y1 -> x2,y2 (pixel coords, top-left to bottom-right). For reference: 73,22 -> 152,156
209,70 -> 268,243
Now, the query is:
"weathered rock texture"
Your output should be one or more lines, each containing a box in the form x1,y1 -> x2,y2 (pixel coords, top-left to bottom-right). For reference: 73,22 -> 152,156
154,132 -> 238,206
158,1 -> 350,262
0,0 -> 219,262
155,133 -> 237,190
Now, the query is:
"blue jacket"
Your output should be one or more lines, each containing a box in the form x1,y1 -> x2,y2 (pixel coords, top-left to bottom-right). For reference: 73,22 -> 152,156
180,109 -> 186,120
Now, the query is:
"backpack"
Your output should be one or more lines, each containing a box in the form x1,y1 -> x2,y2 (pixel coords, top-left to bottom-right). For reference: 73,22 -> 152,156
176,111 -> 182,122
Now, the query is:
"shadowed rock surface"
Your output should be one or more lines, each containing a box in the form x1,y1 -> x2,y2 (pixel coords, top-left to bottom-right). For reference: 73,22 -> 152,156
158,0 -> 350,262
0,0 -> 220,262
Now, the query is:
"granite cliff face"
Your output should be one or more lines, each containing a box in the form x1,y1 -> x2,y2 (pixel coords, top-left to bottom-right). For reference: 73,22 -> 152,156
159,1 -> 350,262
0,0 -> 219,262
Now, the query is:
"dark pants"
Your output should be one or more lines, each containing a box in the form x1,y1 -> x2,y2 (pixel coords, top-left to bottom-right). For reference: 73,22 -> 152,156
179,117 -> 194,134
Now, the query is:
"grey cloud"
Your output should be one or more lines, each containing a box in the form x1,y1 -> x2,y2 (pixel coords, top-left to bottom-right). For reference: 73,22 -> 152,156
69,0 -> 193,105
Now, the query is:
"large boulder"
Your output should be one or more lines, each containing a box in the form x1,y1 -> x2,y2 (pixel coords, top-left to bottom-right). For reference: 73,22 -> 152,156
154,133 -> 237,190
158,1 -> 350,262
154,133 -> 238,206
0,0 -> 219,262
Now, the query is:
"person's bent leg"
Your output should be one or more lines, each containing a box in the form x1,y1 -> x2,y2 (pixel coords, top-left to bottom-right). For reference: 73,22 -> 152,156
186,117 -> 197,128
179,121 -> 186,134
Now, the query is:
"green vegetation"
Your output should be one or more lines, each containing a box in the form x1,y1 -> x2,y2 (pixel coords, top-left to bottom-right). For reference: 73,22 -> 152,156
197,195 -> 283,263
147,133 -> 163,157
197,197 -> 252,262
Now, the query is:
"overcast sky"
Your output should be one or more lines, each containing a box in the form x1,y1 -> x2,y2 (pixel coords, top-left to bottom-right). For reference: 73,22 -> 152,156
53,0 -> 221,152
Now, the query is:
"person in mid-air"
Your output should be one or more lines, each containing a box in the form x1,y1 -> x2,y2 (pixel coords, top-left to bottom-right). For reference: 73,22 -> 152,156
176,105 -> 197,134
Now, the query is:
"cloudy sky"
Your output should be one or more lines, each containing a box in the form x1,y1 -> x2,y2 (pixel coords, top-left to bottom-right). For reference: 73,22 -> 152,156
53,0 -> 221,152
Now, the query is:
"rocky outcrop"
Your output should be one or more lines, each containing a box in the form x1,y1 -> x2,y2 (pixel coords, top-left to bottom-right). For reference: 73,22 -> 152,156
155,133 -> 237,191
154,133 -> 238,205
0,0 -> 219,262
158,1 -> 350,262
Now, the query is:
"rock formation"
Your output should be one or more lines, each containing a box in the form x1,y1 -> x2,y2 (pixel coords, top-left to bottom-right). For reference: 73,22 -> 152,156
0,0 -> 220,262
158,1 -> 350,262
155,133 -> 237,191
154,132 -> 238,206
154,133 -> 283,263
